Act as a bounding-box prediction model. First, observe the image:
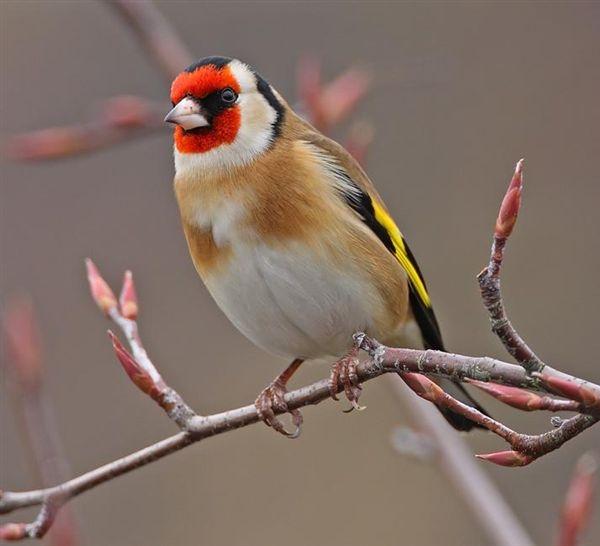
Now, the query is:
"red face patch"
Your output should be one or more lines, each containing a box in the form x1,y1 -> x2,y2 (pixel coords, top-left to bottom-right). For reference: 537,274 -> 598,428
170,65 -> 241,154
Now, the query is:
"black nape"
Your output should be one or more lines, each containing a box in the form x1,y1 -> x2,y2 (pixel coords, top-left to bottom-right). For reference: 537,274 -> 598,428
184,56 -> 233,73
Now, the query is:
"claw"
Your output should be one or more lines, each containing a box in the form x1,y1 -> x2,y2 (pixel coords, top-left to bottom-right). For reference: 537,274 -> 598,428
329,348 -> 364,411
255,381 -> 303,438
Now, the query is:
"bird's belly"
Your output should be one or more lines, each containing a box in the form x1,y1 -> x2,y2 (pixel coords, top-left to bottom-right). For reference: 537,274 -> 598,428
202,241 -> 383,359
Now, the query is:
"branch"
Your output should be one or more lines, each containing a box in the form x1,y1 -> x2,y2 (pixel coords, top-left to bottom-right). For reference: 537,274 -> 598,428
1,299 -> 81,544
6,96 -> 165,162
477,159 -> 545,372
389,378 -> 535,546
2,161 -> 599,539
103,0 -> 193,82
1,334 -> 598,537
556,452 -> 597,546
85,260 -> 196,429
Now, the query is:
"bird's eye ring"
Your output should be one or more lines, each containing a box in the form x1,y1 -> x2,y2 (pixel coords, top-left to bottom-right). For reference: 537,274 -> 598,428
220,87 -> 238,104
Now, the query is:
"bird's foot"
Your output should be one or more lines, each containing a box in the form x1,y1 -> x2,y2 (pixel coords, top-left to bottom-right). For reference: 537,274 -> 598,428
255,379 -> 303,439
329,347 -> 365,412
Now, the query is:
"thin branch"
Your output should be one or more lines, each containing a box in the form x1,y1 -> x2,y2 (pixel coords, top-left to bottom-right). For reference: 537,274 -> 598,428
103,0 -> 193,82
1,299 -> 81,544
477,159 -> 545,372
1,336 -> 598,537
556,452 -> 597,546
85,260 -> 197,429
6,96 -> 165,162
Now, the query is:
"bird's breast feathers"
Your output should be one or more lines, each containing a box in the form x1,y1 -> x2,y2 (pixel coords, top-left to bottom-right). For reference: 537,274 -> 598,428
174,139 -> 410,358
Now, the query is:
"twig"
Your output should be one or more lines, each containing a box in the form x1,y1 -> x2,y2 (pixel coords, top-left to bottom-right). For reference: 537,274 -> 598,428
1,332 -> 598,538
6,96 -> 165,162
296,56 -> 371,133
397,371 -> 598,466
85,260 -> 196,429
556,452 -> 597,546
477,159 -> 545,372
103,0 -> 192,82
1,299 -> 81,544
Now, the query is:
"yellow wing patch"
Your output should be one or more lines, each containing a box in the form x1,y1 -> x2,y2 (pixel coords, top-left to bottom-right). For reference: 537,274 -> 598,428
371,200 -> 432,308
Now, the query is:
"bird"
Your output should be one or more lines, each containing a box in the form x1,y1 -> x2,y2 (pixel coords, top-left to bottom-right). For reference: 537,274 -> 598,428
164,56 -> 486,437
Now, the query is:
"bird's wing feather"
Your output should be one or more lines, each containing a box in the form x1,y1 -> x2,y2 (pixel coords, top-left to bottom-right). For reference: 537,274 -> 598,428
294,115 -> 445,351
290,113 -> 487,430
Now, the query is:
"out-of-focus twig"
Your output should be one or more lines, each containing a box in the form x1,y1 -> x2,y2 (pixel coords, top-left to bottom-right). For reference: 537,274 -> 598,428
6,96 -> 165,161
556,452 -> 597,546
103,0 -> 193,82
1,298 -> 81,545
297,56 -> 371,134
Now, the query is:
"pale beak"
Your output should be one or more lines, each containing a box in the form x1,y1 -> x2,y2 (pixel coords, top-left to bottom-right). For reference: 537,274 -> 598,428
164,97 -> 210,130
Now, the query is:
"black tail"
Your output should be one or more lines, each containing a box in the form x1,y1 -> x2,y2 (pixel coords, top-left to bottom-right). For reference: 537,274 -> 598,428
407,264 -> 488,431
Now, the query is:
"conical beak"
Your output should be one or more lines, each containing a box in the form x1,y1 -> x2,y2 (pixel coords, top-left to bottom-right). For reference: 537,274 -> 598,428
164,97 -> 210,130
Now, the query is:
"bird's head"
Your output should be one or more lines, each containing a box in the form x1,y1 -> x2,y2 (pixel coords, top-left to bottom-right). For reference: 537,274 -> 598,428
165,56 -> 284,174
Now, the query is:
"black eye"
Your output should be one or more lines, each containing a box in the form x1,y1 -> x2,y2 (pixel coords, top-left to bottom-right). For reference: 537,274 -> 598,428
220,87 -> 237,104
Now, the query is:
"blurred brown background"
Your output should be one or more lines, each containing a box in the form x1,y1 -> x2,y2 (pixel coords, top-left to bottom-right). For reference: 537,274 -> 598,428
1,1 -> 599,545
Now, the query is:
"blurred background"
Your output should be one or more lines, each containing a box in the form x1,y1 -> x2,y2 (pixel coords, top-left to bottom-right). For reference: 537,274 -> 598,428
1,1 -> 599,545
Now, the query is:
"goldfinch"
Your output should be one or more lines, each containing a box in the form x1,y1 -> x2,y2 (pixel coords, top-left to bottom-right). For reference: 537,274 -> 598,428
165,56 -> 485,436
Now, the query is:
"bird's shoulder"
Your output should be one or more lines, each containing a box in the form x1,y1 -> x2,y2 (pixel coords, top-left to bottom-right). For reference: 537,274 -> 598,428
284,110 -> 390,213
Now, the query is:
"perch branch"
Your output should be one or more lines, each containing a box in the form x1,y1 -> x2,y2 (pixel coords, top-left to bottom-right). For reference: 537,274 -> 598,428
1,160 -> 599,540
2,335 -> 598,538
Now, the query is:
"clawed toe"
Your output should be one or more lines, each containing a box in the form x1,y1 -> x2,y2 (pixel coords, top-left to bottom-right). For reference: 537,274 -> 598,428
255,381 -> 303,438
329,348 -> 365,412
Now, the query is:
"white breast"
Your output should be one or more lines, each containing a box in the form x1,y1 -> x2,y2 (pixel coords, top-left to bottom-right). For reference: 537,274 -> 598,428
202,239 -> 381,360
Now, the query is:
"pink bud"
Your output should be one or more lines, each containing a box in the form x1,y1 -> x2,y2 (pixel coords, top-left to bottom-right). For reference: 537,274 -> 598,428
85,259 -> 117,315
320,68 -> 371,128
476,450 -> 534,467
468,380 -> 542,411
495,159 -> 524,239
119,271 -> 139,320
558,453 -> 597,546
401,373 -> 445,403
0,522 -> 27,540
538,374 -> 598,407
108,331 -> 157,399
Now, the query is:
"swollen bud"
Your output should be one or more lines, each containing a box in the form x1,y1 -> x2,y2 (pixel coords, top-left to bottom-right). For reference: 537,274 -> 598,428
468,380 -> 542,411
0,522 -> 27,540
119,271 -> 139,320
401,373 -> 445,403
495,159 -> 524,239
85,259 -> 117,315
108,331 -> 158,400
476,450 -> 534,467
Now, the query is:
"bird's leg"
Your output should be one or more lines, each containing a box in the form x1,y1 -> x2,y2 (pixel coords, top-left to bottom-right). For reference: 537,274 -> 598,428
329,346 -> 365,411
255,358 -> 304,438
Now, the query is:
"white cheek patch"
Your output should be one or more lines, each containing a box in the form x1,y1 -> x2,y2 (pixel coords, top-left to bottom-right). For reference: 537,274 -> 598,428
174,60 -> 279,177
